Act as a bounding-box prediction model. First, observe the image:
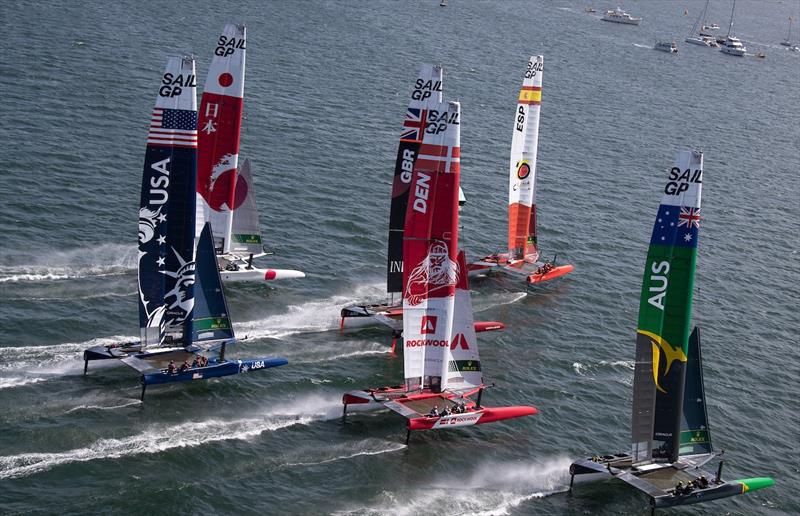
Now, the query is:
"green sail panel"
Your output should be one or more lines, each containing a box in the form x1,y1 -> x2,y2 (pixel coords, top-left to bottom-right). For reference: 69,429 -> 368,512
631,150 -> 703,465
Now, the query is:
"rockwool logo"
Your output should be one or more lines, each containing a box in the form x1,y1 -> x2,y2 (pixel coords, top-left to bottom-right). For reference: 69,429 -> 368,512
420,315 -> 438,334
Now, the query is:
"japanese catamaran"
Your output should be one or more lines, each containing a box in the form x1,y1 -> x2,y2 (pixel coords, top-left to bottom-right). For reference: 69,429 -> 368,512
339,65 -> 501,340
83,56 -> 287,399
342,101 -> 536,442
569,150 -> 773,513
196,24 -> 304,282
469,56 -> 573,285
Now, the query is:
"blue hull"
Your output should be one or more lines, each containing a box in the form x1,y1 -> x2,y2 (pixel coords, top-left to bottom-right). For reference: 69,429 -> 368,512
142,357 -> 288,386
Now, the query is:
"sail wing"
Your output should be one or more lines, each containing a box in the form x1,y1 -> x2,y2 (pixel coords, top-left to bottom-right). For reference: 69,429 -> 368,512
138,56 -> 198,348
387,64 -> 444,295
229,158 -> 263,255
444,251 -> 483,391
679,327 -> 713,456
193,223 -> 235,343
508,56 -> 543,261
631,150 -> 703,464
197,24 -> 246,253
402,100 -> 461,393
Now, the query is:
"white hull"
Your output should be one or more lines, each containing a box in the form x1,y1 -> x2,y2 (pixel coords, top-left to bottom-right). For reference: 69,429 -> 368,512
720,46 -> 746,56
685,36 -> 718,47
220,268 -> 305,282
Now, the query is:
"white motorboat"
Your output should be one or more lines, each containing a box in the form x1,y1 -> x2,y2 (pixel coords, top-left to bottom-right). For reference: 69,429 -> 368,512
654,41 -> 678,53
719,35 -> 747,56
601,7 -> 642,25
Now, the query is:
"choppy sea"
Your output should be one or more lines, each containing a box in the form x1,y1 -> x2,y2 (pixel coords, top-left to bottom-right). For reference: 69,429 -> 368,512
1,1 -> 798,514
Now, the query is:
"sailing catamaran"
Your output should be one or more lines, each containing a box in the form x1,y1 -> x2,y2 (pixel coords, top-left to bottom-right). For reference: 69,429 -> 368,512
568,150 -> 773,512
196,24 -> 304,283
685,0 -> 720,47
83,56 -> 287,398
342,101 -> 536,442
469,56 -> 573,285
339,64 -> 501,340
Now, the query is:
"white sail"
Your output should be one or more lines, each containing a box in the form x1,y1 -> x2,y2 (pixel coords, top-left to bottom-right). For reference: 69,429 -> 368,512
443,251 -> 483,392
197,24 -> 247,253
229,158 -> 264,256
508,55 -> 543,260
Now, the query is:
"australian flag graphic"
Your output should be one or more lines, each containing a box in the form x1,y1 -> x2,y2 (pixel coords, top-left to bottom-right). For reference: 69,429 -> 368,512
650,204 -> 700,249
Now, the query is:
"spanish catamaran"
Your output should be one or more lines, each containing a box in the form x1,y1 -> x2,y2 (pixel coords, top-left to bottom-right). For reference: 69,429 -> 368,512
568,150 -> 773,512
343,101 -> 536,443
83,55 -> 287,398
196,24 -> 304,282
469,56 -> 574,285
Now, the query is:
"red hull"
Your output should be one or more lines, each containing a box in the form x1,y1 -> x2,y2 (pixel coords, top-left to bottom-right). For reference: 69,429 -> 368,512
526,264 -> 574,284
407,405 -> 538,430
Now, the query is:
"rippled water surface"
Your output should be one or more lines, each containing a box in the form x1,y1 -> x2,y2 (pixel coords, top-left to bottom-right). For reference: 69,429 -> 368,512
1,1 -> 798,514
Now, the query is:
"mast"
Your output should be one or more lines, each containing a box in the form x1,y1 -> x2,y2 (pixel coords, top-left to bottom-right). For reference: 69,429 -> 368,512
197,24 -> 246,254
387,64 -> 443,302
402,100 -> 461,393
138,56 -> 198,348
631,150 -> 703,465
508,56 -> 543,262
726,0 -> 736,37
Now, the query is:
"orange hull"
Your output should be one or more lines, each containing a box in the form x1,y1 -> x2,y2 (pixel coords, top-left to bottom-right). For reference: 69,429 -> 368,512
526,264 -> 574,284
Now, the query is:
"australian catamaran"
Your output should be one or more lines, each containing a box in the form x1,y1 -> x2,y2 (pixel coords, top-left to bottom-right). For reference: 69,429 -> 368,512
470,56 -> 573,285
340,65 -> 501,340
196,24 -> 304,282
568,150 -> 773,512
83,56 -> 288,398
343,101 -> 536,442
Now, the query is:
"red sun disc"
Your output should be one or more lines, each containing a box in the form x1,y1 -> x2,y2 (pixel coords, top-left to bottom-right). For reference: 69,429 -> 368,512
218,73 -> 234,87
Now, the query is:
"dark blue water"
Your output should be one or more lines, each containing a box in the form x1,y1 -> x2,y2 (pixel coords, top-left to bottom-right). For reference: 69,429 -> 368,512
1,1 -> 797,514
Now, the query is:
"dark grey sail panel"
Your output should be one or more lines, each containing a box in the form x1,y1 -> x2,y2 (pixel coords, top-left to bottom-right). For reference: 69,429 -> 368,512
680,327 -> 713,455
631,331 -> 657,463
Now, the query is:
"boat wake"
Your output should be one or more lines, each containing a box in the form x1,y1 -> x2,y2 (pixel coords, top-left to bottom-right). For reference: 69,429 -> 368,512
335,456 -> 572,515
279,438 -> 406,469
0,392 -> 348,480
282,341 -> 391,365
236,282 -> 386,339
0,244 -> 136,283
0,335 -> 134,389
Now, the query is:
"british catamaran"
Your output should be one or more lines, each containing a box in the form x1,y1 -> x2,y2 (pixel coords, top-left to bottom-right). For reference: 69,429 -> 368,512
83,56 -> 287,399
196,24 -> 304,283
569,150 -> 773,512
343,101 -> 536,442
340,65 -> 501,341
469,56 -> 573,285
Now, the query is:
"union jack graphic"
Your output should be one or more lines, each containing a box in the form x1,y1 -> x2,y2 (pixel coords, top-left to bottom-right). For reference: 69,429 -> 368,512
400,108 -> 427,142
678,206 -> 701,228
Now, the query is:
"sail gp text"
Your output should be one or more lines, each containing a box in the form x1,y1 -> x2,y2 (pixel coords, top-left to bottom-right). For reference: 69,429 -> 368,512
665,167 -> 702,195
159,73 -> 196,97
215,35 -> 245,56
425,109 -> 459,134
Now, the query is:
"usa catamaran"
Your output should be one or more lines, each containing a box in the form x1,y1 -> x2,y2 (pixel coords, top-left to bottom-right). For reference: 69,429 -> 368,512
568,150 -> 773,512
340,65 -> 502,341
83,56 -> 287,399
469,56 -> 574,285
196,24 -> 304,282
342,101 -> 536,443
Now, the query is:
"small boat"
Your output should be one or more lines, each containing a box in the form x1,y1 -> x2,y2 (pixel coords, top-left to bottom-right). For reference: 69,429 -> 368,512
601,7 -> 642,25
197,24 -> 304,283
686,0 -> 720,47
469,56 -> 574,284
719,0 -> 747,56
568,150 -> 773,512
584,6 -> 596,13
780,16 -> 795,46
342,101 -> 536,443
654,41 -> 678,53
83,55 -> 287,399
